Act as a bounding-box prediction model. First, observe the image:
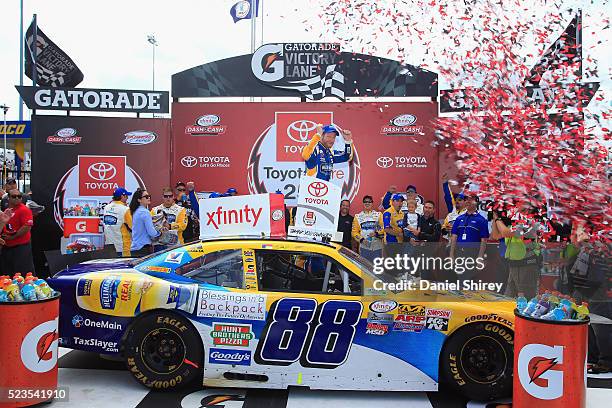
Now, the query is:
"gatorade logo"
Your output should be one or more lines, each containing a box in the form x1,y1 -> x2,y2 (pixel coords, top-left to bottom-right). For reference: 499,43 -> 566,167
76,221 -> 87,232
21,318 -> 59,373
518,343 -> 564,400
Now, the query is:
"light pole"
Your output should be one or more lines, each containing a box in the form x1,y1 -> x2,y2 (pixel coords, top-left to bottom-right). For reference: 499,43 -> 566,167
1,104 -> 9,181
147,34 -> 157,91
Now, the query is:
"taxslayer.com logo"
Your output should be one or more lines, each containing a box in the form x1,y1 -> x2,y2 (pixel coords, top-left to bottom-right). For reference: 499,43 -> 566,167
122,130 -> 157,145
376,156 -> 428,169
380,114 -> 425,136
78,156 -> 126,196
307,181 -> 328,197
181,155 -> 230,168
47,127 -> 82,145
275,112 -> 333,162
518,344 -> 564,400
21,318 -> 59,373
185,114 -> 227,136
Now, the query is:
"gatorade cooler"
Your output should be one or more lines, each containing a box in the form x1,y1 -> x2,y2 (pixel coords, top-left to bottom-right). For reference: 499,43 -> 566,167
513,309 -> 588,408
0,294 -> 60,407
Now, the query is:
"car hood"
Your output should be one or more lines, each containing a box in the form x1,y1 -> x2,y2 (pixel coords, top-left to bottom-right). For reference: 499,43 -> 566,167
52,258 -> 136,278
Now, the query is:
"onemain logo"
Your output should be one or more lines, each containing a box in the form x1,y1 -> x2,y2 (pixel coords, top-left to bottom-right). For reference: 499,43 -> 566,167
88,162 -> 117,181
287,120 -> 317,142
72,315 -> 123,331
181,156 -> 231,168
209,348 -> 252,366
376,156 -> 428,169
518,343 -> 564,400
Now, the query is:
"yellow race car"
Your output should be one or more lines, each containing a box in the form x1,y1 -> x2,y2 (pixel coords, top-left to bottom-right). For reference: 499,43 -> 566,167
48,237 -> 515,401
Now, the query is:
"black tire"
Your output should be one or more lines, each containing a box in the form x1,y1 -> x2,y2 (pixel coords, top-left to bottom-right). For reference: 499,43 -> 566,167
123,311 -> 203,390
439,322 -> 513,401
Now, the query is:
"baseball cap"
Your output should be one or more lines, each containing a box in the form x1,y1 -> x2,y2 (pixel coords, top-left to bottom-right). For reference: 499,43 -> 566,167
392,193 -> 405,201
113,187 -> 132,197
321,124 -> 340,136
5,177 -> 16,185
175,181 -> 186,188
406,184 -> 417,193
209,192 -> 221,198
227,188 -> 237,194
455,192 -> 466,200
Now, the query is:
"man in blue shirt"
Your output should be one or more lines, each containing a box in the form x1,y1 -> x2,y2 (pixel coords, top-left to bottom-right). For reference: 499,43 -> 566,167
450,194 -> 489,275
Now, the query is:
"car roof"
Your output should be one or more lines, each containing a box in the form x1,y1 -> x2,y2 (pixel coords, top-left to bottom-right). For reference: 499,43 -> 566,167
197,235 -> 341,249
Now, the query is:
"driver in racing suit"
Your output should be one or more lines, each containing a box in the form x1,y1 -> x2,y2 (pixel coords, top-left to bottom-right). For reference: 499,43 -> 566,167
301,124 -> 353,181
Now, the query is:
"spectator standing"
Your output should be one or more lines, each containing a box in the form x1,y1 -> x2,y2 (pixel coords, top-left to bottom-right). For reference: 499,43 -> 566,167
450,194 -> 489,275
1,178 -> 26,211
337,199 -> 354,249
103,187 -> 133,257
442,193 -> 466,238
378,194 -> 407,267
0,189 -> 35,274
151,187 -> 188,249
415,200 -> 442,279
129,190 -> 162,257
352,195 -> 383,262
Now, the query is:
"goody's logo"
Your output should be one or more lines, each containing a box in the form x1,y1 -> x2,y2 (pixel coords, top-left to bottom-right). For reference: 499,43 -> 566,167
377,156 -> 393,168
181,156 -> 198,168
122,130 -> 157,145
87,162 -> 117,181
307,181 -> 328,197
287,120 -> 317,142
209,348 -> 252,366
72,315 -> 84,328
20,318 -> 59,373
518,344 -> 564,400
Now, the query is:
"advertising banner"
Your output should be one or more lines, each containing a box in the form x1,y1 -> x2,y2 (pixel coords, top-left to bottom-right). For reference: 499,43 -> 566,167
293,176 -> 341,233
31,116 -> 170,270
172,102 -> 439,208
198,193 -> 285,239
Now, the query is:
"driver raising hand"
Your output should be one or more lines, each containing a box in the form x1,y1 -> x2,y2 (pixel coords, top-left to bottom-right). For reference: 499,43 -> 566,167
301,124 -> 353,181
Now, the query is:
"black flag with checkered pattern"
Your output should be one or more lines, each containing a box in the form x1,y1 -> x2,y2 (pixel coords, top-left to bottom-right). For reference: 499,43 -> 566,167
25,22 -> 84,87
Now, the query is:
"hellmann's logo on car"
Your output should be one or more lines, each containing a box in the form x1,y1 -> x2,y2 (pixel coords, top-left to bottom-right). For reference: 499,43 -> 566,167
99,275 -> 122,310
208,348 -> 251,366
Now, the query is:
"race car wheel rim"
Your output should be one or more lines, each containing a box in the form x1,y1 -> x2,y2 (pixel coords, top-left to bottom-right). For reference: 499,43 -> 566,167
141,328 -> 186,375
460,335 -> 507,384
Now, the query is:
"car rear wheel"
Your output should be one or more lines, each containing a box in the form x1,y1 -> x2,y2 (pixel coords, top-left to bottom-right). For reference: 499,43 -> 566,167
123,311 -> 203,390
439,322 -> 513,401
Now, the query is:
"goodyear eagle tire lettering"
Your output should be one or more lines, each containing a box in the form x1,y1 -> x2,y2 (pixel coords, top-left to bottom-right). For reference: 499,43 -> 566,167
439,322 -> 513,401
124,311 -> 203,389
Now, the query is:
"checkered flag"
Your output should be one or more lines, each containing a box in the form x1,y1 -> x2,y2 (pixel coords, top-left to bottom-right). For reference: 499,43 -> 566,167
280,64 -> 345,101
25,22 -> 83,87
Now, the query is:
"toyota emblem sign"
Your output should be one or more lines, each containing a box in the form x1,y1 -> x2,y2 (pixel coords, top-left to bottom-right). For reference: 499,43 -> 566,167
307,181 -> 328,197
78,156 -> 126,196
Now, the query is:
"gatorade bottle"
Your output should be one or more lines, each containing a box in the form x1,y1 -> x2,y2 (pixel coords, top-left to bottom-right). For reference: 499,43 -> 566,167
531,299 -> 550,318
516,296 -> 528,313
0,277 -> 11,289
21,283 -> 37,301
549,292 -> 559,306
523,297 -> 539,316
6,283 -> 24,301
38,282 -> 53,299
13,274 -> 25,289
541,306 -> 567,321
0,288 -> 8,302
576,302 -> 589,320
540,290 -> 551,301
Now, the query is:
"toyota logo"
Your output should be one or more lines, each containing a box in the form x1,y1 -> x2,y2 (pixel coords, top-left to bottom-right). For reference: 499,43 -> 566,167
181,156 -> 198,168
287,120 -> 317,143
377,157 -> 394,168
308,181 -> 328,197
87,162 -> 117,181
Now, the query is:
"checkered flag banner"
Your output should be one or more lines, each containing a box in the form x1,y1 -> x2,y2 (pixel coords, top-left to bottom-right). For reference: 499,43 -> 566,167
25,22 -> 84,87
280,64 -> 345,101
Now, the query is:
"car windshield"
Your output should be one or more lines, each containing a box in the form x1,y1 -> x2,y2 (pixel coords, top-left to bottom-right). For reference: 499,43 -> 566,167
128,243 -> 185,267
338,246 -> 409,285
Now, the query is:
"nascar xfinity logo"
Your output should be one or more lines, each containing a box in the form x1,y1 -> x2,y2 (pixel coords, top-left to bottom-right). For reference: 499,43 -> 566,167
209,348 -> 251,366
72,315 -> 123,331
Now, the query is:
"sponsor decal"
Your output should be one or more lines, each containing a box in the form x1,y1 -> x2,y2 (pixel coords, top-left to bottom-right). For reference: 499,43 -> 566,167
122,130 -> 157,145
275,112 -> 333,162
518,344 -> 564,400
141,265 -> 171,273
72,315 -> 123,331
307,181 -> 328,197
47,127 -> 82,144
464,313 -> 513,328
156,316 -> 189,332
164,251 -> 184,264
72,336 -> 119,352
366,312 -> 394,324
185,114 -> 227,136
99,275 -> 121,310
302,211 -> 316,226
244,250 -> 254,256
182,390 -> 246,408
127,356 -> 185,388
20,318 -> 59,373
209,348 -> 252,366
398,304 -> 426,316
393,322 -> 424,332
180,155 -> 231,168
204,204 -> 264,230
426,308 -> 452,319
369,300 -> 398,313
426,316 -> 449,331
271,209 -> 284,221
380,114 -> 424,136
78,155 -> 126,196
376,156 -> 428,169
197,290 -> 267,321
449,353 -> 466,386
167,285 -> 181,304
365,322 -> 389,336
210,323 -> 254,347
484,323 -> 514,345
395,314 -> 426,324
76,278 -> 92,296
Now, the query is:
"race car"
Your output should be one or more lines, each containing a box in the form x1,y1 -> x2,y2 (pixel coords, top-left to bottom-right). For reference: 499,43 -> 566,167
48,237 -> 516,400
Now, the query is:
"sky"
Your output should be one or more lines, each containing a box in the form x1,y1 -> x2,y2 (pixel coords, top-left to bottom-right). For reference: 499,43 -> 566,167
0,0 -> 609,126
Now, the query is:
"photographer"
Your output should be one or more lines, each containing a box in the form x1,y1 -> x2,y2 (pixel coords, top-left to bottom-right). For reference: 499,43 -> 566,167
490,206 -> 542,298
